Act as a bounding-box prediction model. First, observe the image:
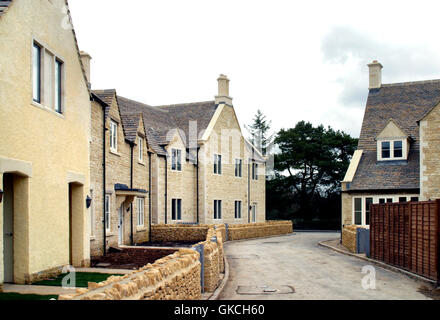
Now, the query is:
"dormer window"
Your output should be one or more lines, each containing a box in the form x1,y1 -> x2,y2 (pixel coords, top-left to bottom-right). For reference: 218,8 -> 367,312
378,139 -> 406,161
376,120 -> 409,161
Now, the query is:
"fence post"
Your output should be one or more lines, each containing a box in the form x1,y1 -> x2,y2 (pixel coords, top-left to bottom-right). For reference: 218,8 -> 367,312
192,244 -> 205,293
225,223 -> 229,241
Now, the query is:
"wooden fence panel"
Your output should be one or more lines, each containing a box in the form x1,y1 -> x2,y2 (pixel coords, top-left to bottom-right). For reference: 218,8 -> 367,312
370,200 -> 440,281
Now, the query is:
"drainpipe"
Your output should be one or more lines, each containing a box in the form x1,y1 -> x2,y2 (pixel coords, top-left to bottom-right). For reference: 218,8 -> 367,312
164,156 -> 168,224
102,104 -> 107,256
148,151 -> 152,241
196,147 -> 199,224
130,143 -> 134,246
248,160 -> 251,223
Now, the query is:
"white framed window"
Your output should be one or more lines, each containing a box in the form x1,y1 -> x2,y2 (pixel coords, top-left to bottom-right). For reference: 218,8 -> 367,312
214,200 -> 222,220
32,40 -> 64,114
252,163 -> 259,180
234,201 -> 242,219
137,197 -> 145,226
171,149 -> 182,171
352,194 -> 419,226
235,159 -> 243,177
172,199 -> 182,221
105,194 -> 111,231
138,137 -> 144,162
110,120 -> 118,152
214,154 -> 222,175
33,42 -> 41,103
377,139 -> 407,161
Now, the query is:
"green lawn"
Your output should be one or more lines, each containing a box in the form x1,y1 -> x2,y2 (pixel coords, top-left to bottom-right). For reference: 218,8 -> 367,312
32,272 -> 123,288
0,292 -> 58,300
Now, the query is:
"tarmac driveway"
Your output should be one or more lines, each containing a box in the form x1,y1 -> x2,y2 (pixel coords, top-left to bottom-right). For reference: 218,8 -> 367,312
218,232 -> 430,300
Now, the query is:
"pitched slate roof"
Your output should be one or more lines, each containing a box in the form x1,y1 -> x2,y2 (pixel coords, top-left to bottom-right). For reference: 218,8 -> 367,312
117,95 -> 218,156
349,79 -> 440,191
0,1 -> 12,18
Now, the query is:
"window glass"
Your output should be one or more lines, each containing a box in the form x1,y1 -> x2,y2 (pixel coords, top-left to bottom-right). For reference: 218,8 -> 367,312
379,198 -> 385,204
354,198 -> 362,225
399,197 -> 407,203
394,141 -> 403,158
381,141 -> 390,158
365,198 -> 373,225
138,138 -> 143,162
110,121 -> 117,151
55,60 -> 63,113
213,155 -> 218,174
33,43 -> 41,103
137,198 -> 144,226
410,197 -> 419,202
105,195 -> 111,231
386,198 -> 393,203
172,149 -> 177,170
177,150 -> 182,171
214,200 -> 222,219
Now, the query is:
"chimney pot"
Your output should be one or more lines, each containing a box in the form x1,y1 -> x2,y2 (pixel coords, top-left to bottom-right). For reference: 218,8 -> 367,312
368,60 -> 383,89
215,74 -> 232,105
80,51 -> 92,89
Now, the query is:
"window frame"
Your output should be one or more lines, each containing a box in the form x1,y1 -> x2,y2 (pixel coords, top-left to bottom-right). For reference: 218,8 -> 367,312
214,200 -> 222,220
377,139 -> 406,161
138,136 -> 144,163
172,198 -> 182,221
214,154 -> 222,175
137,197 -> 145,227
252,162 -> 259,180
32,42 -> 42,103
235,159 -> 243,178
110,120 -> 118,153
171,148 -> 182,171
105,194 -> 111,232
31,39 -> 65,115
235,200 -> 242,219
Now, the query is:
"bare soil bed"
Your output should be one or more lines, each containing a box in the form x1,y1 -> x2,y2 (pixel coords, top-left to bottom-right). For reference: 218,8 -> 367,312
91,247 -> 178,270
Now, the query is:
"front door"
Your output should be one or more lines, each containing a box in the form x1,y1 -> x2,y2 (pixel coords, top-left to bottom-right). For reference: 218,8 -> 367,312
252,203 -> 257,223
3,174 -> 14,283
118,205 -> 124,245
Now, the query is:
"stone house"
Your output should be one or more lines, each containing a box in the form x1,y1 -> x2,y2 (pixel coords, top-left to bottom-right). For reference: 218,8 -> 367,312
341,60 -> 440,227
0,0 -> 92,286
88,87 -> 151,257
116,75 -> 267,226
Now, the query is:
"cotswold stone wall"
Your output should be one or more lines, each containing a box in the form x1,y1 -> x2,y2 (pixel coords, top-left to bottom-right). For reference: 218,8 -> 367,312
342,225 -> 359,253
59,248 -> 201,300
191,226 -> 224,292
227,221 -> 293,241
150,224 -> 210,242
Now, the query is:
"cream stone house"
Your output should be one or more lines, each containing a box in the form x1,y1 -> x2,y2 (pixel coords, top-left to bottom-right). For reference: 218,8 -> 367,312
98,75 -> 265,229
0,0 -> 91,286
88,87 -> 151,257
342,60 -> 440,227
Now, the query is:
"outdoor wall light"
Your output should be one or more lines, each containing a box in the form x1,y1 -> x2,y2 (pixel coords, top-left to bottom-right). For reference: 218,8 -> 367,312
0,189 -> 3,203
86,195 -> 92,209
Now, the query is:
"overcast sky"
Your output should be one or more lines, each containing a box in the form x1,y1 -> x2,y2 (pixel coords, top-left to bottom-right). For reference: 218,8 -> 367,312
68,0 -> 440,139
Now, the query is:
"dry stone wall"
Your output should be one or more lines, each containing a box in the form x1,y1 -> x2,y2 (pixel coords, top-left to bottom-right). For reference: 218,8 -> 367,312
227,221 -> 293,241
151,224 -> 211,242
59,248 -> 201,300
342,225 -> 359,253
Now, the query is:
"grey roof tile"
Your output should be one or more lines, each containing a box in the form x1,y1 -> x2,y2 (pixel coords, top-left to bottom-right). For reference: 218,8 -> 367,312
350,79 -> 440,191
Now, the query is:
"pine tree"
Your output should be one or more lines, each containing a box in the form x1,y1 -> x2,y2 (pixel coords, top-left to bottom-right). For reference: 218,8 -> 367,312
245,109 -> 274,156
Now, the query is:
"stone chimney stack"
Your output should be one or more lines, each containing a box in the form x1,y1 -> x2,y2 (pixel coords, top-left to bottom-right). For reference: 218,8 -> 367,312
215,74 -> 233,105
80,51 -> 92,89
368,60 -> 383,89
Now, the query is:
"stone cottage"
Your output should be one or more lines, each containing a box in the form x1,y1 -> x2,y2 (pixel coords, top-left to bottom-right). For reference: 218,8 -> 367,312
88,86 -> 151,257
341,60 -> 440,227
0,0 -> 92,286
